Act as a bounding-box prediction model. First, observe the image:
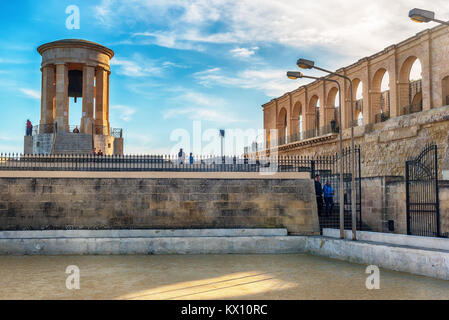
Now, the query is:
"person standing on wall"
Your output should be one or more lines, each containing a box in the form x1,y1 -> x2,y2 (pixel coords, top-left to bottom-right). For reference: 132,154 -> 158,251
189,152 -> 194,165
26,119 -> 32,136
323,180 -> 335,216
314,175 -> 323,216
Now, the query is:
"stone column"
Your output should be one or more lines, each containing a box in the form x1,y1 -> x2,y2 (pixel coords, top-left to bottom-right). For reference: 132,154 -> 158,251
95,67 -> 110,135
369,90 -> 382,123
397,82 -> 409,115
107,71 -> 110,125
81,65 -> 95,134
40,65 -> 55,133
54,63 -> 69,132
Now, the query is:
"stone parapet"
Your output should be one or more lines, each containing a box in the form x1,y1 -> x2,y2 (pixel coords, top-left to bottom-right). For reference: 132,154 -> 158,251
0,176 -> 319,235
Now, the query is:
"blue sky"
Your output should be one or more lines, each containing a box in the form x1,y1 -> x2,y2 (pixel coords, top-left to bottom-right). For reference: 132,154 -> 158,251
0,0 -> 447,155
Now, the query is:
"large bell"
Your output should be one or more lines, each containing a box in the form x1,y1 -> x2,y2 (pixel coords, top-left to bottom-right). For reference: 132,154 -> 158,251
68,70 -> 83,103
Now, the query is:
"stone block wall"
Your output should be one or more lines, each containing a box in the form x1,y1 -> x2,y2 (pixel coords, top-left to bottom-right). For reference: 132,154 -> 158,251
361,176 -> 447,237
0,176 -> 319,235
276,105 -> 449,179
438,182 -> 449,238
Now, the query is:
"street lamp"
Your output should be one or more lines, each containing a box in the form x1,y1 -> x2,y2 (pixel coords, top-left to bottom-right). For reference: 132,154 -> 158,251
409,8 -> 449,26
287,71 -> 345,239
297,58 -> 357,241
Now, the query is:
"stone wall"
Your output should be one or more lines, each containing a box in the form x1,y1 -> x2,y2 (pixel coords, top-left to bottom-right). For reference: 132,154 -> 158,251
275,105 -> 449,179
438,182 -> 449,238
361,176 -> 448,237
0,175 -> 319,235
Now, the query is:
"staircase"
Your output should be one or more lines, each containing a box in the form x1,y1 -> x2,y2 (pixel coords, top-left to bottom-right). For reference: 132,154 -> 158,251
318,204 -> 372,232
53,133 -> 92,155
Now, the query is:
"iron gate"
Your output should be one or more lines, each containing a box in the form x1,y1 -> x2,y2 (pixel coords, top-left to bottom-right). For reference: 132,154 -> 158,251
405,143 -> 440,237
311,147 -> 362,232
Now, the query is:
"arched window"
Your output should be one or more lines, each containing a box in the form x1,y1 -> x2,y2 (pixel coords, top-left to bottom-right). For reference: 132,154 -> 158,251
372,68 -> 390,123
357,111 -> 363,126
352,79 -> 363,126
399,57 -> 422,115
442,76 -> 449,106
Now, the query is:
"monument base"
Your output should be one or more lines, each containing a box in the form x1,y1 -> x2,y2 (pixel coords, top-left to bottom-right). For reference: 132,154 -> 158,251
24,133 -> 124,155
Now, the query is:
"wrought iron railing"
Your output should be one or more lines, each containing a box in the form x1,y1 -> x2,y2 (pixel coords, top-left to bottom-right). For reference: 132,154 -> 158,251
0,147 -> 359,175
380,91 -> 390,112
409,79 -> 422,100
32,124 -> 55,135
276,123 -> 339,147
30,124 -> 123,138
355,99 -> 363,111
374,111 -> 390,124
402,102 -> 423,115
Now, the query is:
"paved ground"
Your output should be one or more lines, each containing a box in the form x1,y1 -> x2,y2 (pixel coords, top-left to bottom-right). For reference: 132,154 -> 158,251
0,254 -> 448,300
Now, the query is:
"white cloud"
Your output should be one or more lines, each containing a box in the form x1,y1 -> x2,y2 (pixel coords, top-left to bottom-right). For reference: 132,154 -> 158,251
20,88 -> 40,99
162,91 -> 242,123
230,47 -> 259,58
111,54 -> 183,77
194,67 -> 299,97
110,105 -> 136,122
94,0 -> 449,61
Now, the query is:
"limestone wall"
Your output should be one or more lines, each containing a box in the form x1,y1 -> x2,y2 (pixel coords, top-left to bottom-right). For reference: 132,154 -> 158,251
0,176 -> 319,235
276,105 -> 449,179
438,182 -> 449,238
361,176 -> 448,237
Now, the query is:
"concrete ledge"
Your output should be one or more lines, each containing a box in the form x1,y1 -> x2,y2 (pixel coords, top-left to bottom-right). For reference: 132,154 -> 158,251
0,236 -> 306,255
323,228 -> 449,251
0,171 -> 310,179
3,229 -> 449,280
305,236 -> 449,280
0,228 -> 288,239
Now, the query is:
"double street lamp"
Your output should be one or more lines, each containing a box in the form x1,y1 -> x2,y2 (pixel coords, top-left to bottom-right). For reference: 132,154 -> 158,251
287,60 -> 358,241
287,71 -> 345,239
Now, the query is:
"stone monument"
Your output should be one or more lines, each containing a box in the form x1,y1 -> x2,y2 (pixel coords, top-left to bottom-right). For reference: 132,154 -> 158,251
24,39 -> 124,155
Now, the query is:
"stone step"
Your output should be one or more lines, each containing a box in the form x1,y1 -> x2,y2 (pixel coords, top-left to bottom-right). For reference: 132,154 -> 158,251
0,235 -> 302,255
53,133 -> 92,154
0,228 -> 288,239
323,228 -> 449,251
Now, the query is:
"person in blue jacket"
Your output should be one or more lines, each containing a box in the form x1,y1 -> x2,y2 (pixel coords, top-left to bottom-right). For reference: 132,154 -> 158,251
323,180 -> 334,216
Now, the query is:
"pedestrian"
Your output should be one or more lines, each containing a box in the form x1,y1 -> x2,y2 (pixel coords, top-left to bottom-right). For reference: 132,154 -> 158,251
26,119 -> 32,136
178,148 -> 185,165
189,152 -> 194,165
73,126 -> 80,133
314,175 -> 324,216
323,180 -> 335,216
92,148 -> 97,156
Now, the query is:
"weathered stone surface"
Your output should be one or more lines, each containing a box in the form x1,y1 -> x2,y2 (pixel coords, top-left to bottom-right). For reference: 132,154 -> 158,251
272,105 -> 449,179
0,176 -> 320,235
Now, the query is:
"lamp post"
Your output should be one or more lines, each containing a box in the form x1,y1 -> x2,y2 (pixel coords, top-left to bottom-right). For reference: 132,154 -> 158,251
287,71 -> 345,239
296,59 -> 357,241
409,8 -> 449,26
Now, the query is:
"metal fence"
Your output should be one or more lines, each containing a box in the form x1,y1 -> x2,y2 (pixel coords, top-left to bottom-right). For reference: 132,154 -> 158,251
0,153 -> 314,172
312,147 -> 362,232
0,149 -> 362,232
31,124 -> 123,138
277,123 -> 339,146
374,111 -> 390,123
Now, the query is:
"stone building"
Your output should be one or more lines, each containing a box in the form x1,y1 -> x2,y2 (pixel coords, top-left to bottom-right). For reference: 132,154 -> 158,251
258,24 -> 449,236
260,24 -> 449,179
24,39 -> 124,155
